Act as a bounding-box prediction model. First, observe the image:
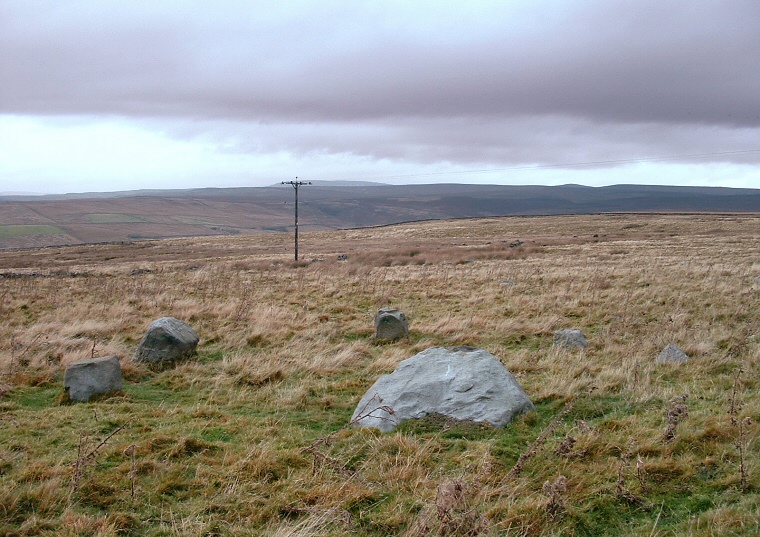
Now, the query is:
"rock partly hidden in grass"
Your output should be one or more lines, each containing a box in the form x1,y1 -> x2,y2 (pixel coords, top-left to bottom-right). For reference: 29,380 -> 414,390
63,355 -> 123,402
374,308 -> 409,340
132,317 -> 199,364
351,346 -> 535,432
658,343 -> 689,364
553,329 -> 588,349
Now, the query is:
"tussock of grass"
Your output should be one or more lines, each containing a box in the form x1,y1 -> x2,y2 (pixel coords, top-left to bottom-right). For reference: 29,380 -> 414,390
1,214 -> 759,535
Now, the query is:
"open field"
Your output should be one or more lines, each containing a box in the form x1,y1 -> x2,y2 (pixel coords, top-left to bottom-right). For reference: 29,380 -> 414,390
1,213 -> 759,536
0,225 -> 66,238
0,225 -> 78,250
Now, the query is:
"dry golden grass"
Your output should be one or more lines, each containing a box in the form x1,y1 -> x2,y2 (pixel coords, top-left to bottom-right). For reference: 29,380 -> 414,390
1,213 -> 759,535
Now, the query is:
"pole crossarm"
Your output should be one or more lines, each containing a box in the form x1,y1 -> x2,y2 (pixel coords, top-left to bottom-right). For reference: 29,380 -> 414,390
281,178 -> 312,261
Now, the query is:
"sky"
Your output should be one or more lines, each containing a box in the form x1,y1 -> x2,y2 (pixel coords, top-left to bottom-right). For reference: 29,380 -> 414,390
1,0 -> 759,195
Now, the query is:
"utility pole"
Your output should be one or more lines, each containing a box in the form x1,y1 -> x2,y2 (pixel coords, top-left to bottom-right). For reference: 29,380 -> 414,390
281,178 -> 311,261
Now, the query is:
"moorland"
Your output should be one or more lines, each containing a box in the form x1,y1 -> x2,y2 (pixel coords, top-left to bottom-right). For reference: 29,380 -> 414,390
2,183 -> 760,249
1,213 -> 759,536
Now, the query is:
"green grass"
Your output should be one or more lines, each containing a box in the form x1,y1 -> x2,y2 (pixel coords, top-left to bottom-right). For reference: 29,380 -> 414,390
85,213 -> 147,224
9,386 -> 62,409
172,216 -> 214,225
2,349 -> 758,536
0,224 -> 65,238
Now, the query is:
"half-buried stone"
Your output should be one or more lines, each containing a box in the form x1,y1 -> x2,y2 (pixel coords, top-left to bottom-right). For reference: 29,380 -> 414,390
352,346 -> 534,432
132,317 -> 199,364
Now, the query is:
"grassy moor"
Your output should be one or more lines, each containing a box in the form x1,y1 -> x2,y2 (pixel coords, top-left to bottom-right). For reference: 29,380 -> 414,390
2,183 -> 759,249
1,213 -> 759,536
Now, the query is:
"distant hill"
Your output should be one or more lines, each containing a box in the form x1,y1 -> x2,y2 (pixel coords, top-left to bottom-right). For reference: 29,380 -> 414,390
270,180 -> 387,187
1,183 -> 758,249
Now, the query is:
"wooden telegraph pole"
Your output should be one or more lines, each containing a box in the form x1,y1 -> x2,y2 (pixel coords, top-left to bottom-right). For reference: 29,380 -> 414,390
281,178 -> 311,261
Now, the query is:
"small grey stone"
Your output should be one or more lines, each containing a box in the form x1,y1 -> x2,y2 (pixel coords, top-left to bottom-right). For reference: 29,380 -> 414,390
64,355 -> 122,402
352,346 -> 534,432
658,343 -> 689,364
133,317 -> 199,363
374,308 -> 409,340
553,329 -> 588,349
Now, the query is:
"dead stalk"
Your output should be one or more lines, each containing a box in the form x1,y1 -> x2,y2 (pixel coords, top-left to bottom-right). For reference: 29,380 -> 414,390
735,417 -> 752,492
728,370 -> 752,492
728,368 -> 743,418
542,475 -> 567,521
663,393 -> 689,443
125,444 -> 138,500
506,391 -> 587,482
614,444 -> 649,509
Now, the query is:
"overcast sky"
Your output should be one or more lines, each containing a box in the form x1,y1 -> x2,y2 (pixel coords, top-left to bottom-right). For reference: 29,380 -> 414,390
1,1 -> 759,194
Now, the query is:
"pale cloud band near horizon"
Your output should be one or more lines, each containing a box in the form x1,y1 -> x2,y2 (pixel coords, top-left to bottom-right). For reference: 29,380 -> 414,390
1,1 -> 759,194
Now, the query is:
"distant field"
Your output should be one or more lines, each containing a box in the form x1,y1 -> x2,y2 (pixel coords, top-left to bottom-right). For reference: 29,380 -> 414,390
85,213 -> 147,224
0,224 -> 66,238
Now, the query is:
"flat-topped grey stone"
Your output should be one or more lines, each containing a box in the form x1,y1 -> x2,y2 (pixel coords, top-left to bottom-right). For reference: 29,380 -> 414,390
133,317 -> 199,363
64,355 -> 122,402
352,346 -> 534,432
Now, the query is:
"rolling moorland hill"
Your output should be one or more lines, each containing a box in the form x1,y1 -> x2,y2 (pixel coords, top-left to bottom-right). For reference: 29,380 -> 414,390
1,183 -> 759,249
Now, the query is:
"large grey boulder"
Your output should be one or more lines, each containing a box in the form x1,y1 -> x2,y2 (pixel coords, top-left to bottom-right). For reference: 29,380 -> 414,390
352,346 -> 534,432
374,308 -> 409,340
64,356 -> 122,402
133,317 -> 199,363
553,329 -> 588,350
658,343 -> 689,364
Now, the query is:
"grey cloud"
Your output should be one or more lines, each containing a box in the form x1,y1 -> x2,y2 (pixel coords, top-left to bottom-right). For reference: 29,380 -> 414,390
3,1 -> 758,122
1,0 -> 759,169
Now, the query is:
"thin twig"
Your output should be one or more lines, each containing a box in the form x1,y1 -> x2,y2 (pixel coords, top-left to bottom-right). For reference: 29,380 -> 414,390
302,395 -> 393,484
71,418 -> 134,494
83,417 -> 134,460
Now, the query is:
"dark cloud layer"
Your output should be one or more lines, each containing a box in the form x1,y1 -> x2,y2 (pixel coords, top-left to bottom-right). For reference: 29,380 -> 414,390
1,0 -> 759,171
